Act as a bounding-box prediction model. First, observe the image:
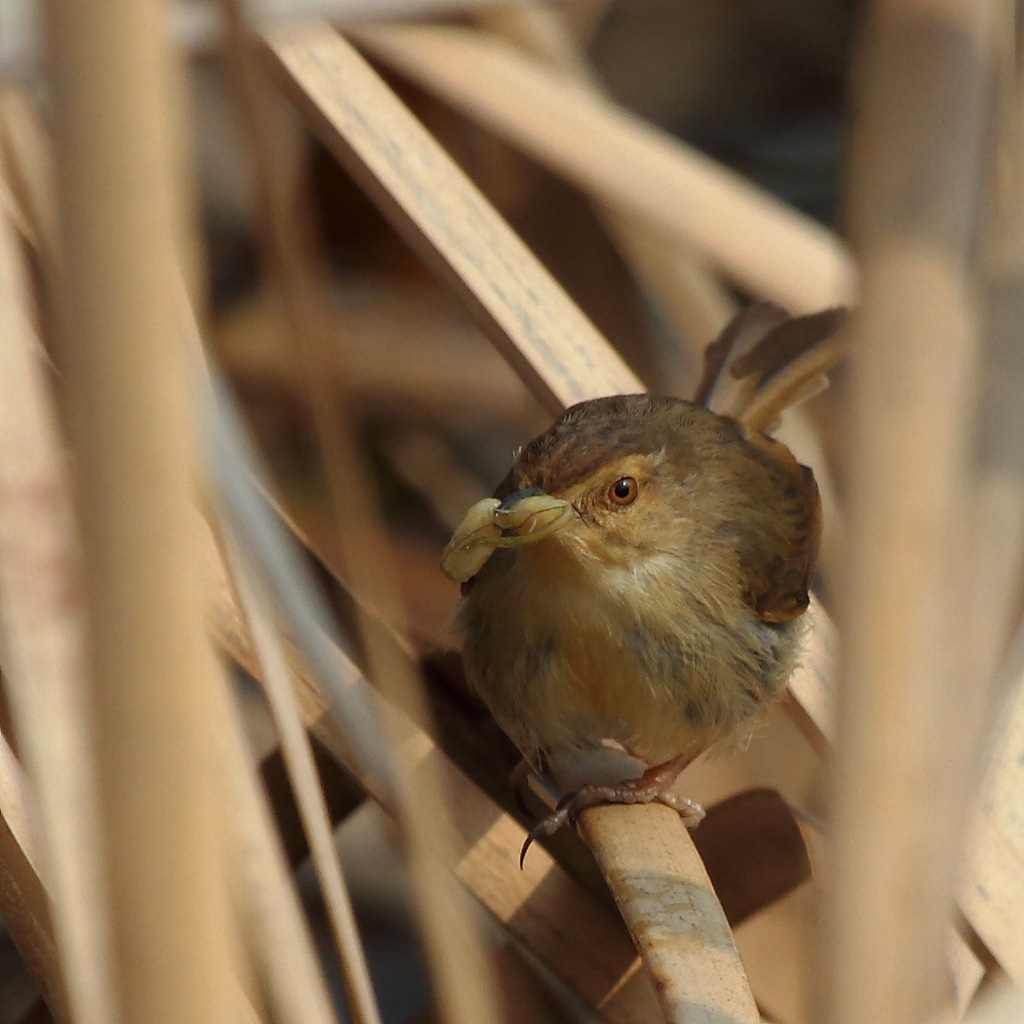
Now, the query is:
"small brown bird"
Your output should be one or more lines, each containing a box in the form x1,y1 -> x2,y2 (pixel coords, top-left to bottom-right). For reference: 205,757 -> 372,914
442,305 -> 844,861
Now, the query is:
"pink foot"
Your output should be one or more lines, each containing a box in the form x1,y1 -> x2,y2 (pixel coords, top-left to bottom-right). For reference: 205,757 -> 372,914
519,761 -> 704,867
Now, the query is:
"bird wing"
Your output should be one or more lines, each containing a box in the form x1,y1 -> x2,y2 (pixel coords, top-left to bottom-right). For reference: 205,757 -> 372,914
736,433 -> 821,624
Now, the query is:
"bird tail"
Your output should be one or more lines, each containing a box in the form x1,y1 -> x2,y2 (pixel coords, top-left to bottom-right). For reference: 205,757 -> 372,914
694,304 -> 850,436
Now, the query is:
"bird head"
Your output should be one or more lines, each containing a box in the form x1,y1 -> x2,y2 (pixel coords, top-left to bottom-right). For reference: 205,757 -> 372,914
441,395 -> 738,584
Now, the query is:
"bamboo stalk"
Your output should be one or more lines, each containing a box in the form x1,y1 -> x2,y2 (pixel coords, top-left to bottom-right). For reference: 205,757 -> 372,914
45,1 -> 232,1022
1,137 -> 282,1024
0,720 -> 274,1024
829,3 -> 1000,1024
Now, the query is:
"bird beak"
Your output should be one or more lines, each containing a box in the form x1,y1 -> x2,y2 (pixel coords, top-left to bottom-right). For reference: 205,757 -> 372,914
493,488 -> 573,541
440,489 -> 573,583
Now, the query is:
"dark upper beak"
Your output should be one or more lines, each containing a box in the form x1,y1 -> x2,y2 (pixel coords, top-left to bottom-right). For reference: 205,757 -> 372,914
492,488 -> 573,539
498,486 -> 546,511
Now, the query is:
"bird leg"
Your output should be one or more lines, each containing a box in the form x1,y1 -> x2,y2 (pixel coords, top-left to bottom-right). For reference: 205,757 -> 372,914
509,759 -> 537,819
519,758 -> 704,868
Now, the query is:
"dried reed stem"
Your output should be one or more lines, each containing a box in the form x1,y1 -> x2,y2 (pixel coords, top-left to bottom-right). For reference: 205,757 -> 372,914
210,656 -> 339,1024
830,2 -> 999,1023
261,25 -> 770,1020
951,2 -> 1024,985
214,12 -> 384,1018
967,5 -> 1024,694
0,151 -> 112,1024
220,10 -> 505,1024
961,644 -> 1024,984
582,804 -> 761,1024
226,544 -> 383,1024
200,503 -> 668,1022
264,20 -> 641,417
968,982 -> 1024,1024
353,23 -> 855,313
0,732 -> 69,1022
46,0 -> 232,1020
173,0 -> 536,53
475,1 -> 735,377
350,15 -> 848,586
0,89 -> 57,276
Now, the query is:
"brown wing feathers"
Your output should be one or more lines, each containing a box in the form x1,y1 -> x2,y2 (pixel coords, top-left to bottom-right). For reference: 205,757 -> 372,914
697,304 -> 837,621
739,432 -> 821,623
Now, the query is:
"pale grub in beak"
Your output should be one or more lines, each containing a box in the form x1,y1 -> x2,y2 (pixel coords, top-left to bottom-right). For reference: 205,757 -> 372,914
441,492 -> 572,582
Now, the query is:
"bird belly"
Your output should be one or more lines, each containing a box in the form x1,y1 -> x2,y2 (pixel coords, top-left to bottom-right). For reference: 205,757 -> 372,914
460,556 -> 801,787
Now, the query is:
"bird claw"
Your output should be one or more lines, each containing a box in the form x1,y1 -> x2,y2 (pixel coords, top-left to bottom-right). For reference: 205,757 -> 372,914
520,788 -> 591,868
518,781 -> 706,868
519,803 -> 573,869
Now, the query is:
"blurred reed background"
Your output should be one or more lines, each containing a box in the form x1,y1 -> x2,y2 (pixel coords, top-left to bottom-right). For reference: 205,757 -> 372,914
0,2 -> 1021,1024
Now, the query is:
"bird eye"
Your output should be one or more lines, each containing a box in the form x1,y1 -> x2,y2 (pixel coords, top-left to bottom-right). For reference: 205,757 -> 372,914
608,476 -> 639,505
